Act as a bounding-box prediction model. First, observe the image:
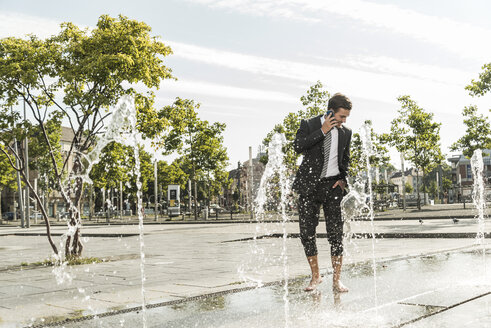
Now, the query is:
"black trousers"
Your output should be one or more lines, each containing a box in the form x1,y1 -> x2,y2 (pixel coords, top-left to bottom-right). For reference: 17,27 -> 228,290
298,179 -> 344,257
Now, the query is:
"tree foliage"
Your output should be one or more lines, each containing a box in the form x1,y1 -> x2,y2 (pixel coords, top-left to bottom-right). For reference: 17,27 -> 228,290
0,144 -> 16,191
262,81 -> 329,172
385,95 -> 444,208
0,15 -> 174,256
28,115 -> 64,193
466,63 -> 491,96
456,60 -> 491,158
405,182 -> 413,194
89,142 -> 152,193
450,106 -> 491,158
157,159 -> 189,194
159,98 -> 230,217
0,143 -> 16,220
349,120 -> 390,179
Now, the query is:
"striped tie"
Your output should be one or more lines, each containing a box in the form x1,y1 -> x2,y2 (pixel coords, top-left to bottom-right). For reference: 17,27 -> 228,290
320,130 -> 332,178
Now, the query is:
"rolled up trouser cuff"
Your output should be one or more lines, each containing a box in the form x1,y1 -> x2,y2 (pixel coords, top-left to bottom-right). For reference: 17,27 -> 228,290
300,235 -> 318,257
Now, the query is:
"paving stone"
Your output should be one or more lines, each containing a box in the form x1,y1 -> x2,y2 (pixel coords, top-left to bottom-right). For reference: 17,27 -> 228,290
406,294 -> 491,328
0,219 -> 489,327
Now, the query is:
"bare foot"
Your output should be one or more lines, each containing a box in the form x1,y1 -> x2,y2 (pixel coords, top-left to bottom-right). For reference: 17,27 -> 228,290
304,277 -> 323,291
333,280 -> 349,293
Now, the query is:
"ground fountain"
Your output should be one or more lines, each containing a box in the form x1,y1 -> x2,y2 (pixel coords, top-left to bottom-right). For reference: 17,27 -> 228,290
338,122 -> 382,318
238,132 -> 292,327
49,95 -> 148,327
23,120 -> 491,328
470,149 -> 488,287
471,149 -> 487,245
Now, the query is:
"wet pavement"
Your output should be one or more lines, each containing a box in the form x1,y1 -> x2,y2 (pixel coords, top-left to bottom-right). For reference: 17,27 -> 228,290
0,208 -> 489,327
47,249 -> 491,328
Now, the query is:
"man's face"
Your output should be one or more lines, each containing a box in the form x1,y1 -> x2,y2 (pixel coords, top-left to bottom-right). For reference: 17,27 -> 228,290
333,108 -> 350,127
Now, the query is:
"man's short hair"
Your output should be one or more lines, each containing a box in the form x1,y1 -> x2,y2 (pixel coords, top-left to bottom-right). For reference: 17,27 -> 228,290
328,93 -> 352,112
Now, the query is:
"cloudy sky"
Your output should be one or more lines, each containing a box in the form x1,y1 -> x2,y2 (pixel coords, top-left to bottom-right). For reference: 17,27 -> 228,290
1,0 -> 490,169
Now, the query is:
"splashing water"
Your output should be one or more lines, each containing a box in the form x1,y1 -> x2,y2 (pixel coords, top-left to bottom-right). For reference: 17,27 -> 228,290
51,95 -> 148,326
354,123 -> 378,310
238,133 -> 292,328
470,150 -> 487,281
341,179 -> 371,242
470,150 -> 486,245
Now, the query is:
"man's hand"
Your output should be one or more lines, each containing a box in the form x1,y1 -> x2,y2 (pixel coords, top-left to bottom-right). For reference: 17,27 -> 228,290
321,112 -> 336,134
333,180 -> 346,192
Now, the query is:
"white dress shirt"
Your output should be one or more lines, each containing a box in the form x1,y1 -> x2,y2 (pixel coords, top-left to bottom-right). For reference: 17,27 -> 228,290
320,116 -> 340,178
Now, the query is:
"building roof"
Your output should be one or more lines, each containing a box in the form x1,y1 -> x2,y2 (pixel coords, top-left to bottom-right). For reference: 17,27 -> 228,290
447,149 -> 491,165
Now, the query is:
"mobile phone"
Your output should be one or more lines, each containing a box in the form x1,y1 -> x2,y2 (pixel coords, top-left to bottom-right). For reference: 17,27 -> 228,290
326,110 -> 334,117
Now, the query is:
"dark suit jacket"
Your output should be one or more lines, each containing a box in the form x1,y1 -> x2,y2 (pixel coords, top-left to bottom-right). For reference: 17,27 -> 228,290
292,114 -> 352,195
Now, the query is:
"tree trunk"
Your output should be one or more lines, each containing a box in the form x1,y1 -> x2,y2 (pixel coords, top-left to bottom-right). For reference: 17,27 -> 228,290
192,161 -> 198,220
65,153 -> 84,257
18,169 -> 58,254
422,167 -> 427,206
89,185 -> 93,221
194,178 -> 198,220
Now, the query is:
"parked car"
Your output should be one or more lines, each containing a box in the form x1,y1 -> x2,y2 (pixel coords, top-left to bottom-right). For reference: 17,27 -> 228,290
1,212 -> 16,221
57,212 -> 70,219
95,211 -> 108,217
29,212 -> 43,220
209,204 -> 223,214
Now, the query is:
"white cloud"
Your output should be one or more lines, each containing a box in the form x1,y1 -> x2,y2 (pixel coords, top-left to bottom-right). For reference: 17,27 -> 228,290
304,0 -> 491,62
159,79 -> 298,103
0,12 -> 63,39
309,54 -> 472,86
186,0 -> 491,62
186,0 -> 321,23
0,10 -> 484,114
167,40 -> 475,114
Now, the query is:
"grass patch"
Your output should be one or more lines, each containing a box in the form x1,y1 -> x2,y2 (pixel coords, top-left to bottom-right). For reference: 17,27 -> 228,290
20,256 -> 104,268
228,281 -> 243,286
34,309 -> 85,326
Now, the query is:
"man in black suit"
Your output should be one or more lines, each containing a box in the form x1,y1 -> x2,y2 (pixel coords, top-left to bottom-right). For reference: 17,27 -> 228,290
293,93 -> 352,292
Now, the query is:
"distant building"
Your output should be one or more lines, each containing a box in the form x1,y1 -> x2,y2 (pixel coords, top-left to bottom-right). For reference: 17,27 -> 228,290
389,168 -> 423,194
447,149 -> 491,202
224,148 -> 266,209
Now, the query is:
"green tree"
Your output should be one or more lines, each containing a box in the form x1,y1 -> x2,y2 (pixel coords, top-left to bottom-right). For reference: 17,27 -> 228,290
349,120 -> 390,179
450,106 -> 491,158
160,98 -> 229,219
0,143 -> 17,219
405,182 -> 413,194
385,96 -> 444,209
157,159 -> 189,196
262,81 -> 329,172
155,158 -> 190,212
466,63 -> 491,96
28,115 -> 63,198
422,180 -> 438,199
442,176 -> 452,193
422,163 -> 453,201
0,15 -> 173,257
89,142 -> 153,212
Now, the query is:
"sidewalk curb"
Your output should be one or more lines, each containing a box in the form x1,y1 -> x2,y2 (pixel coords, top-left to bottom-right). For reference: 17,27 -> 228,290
0,213 -> 486,229
223,232 -> 491,243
